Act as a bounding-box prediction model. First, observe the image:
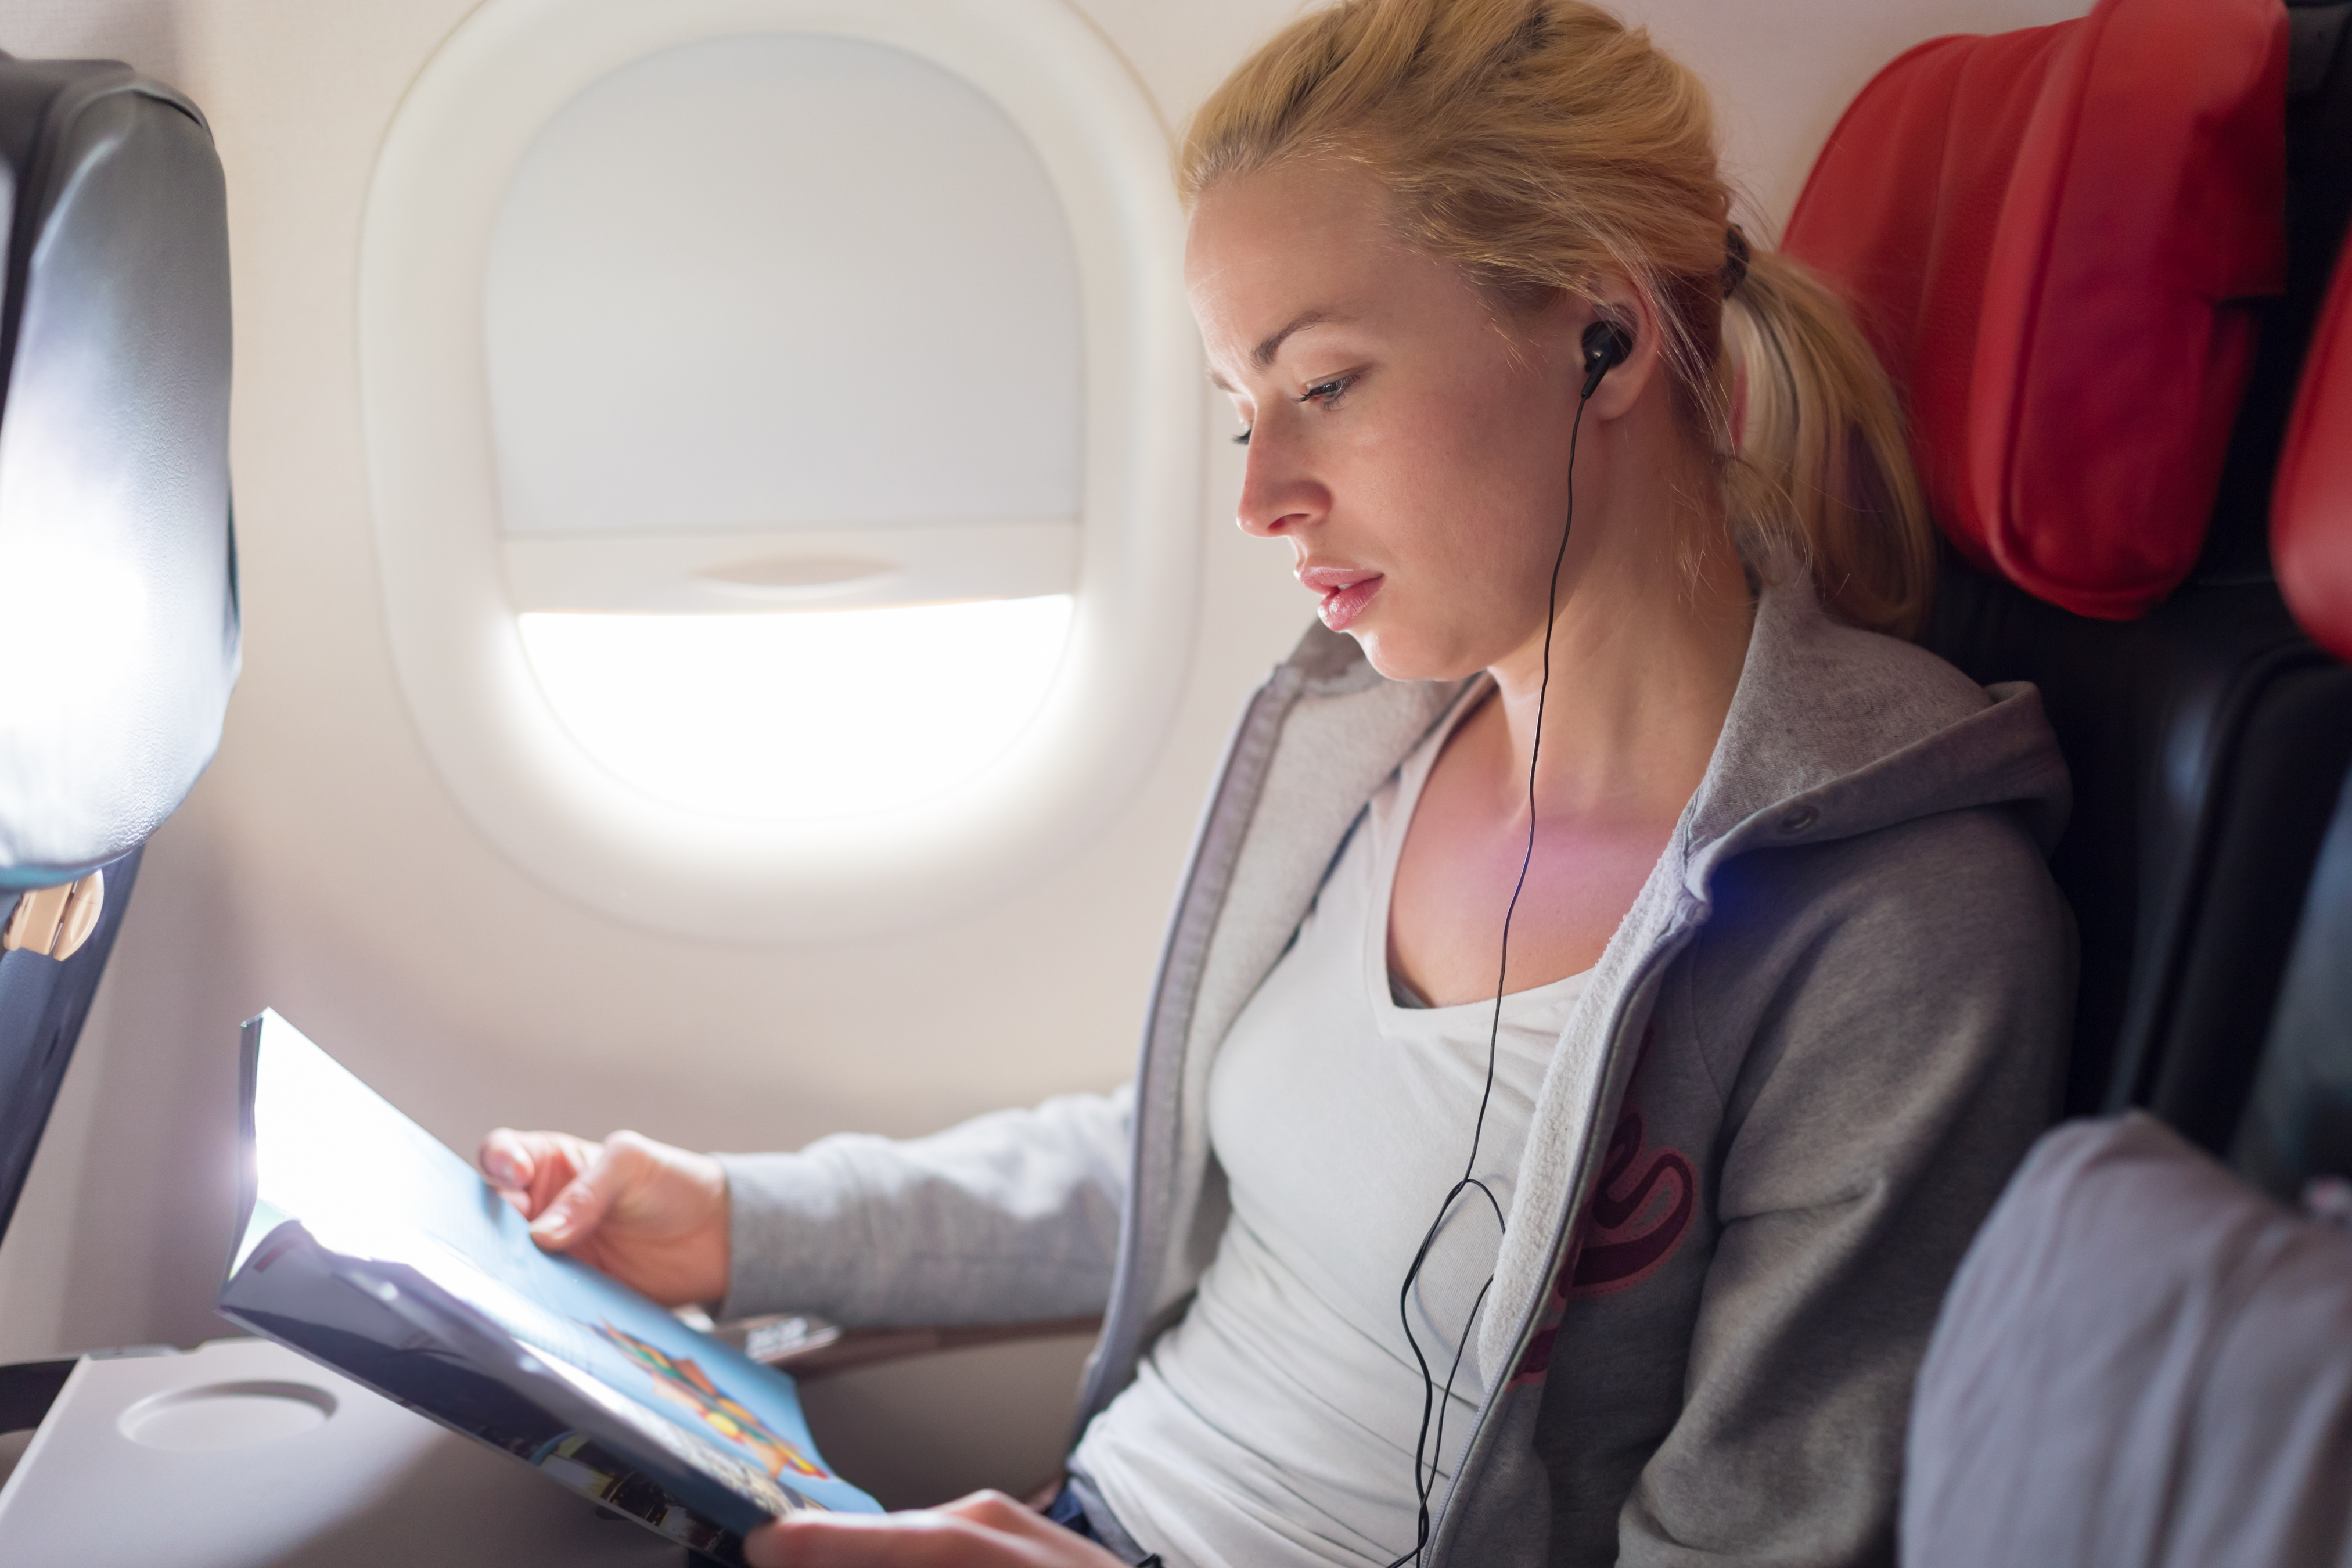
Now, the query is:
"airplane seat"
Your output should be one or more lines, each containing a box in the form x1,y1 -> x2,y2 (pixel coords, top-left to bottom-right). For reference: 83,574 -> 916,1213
2229,194 -> 2352,1206
0,56 -> 236,1247
1897,298 -> 2352,1545
1782,0 -> 2352,1155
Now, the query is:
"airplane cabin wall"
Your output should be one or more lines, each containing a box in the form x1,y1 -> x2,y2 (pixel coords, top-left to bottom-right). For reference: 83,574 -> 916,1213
0,0 -> 2092,1362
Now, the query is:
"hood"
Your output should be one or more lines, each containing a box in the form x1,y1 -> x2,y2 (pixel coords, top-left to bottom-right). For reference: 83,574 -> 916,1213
1684,578 -> 2071,883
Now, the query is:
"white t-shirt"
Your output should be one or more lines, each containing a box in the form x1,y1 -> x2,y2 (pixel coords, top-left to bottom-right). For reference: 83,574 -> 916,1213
1071,699 -> 1591,1568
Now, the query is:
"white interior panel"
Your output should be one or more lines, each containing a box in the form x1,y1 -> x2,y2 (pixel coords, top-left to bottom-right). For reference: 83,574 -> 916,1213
484,34 -> 1083,539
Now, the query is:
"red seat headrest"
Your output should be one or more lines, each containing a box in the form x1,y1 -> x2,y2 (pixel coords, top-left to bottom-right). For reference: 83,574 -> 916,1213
2275,243 -> 2352,662
1783,0 -> 2285,621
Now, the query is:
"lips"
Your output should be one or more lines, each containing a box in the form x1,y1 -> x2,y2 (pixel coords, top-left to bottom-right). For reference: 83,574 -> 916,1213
1299,564 -> 1384,632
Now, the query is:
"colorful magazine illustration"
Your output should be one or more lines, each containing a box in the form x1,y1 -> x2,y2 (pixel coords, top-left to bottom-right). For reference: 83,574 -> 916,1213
217,1009 -> 879,1560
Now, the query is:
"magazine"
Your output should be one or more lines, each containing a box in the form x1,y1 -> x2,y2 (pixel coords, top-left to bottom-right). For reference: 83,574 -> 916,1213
217,1009 -> 880,1560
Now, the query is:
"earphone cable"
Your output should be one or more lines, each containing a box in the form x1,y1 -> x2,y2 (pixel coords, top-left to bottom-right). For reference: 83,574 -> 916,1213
1386,387 -> 1590,1568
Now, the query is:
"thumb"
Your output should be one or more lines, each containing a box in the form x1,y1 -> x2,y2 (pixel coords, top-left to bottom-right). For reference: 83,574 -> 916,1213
528,1138 -> 637,1251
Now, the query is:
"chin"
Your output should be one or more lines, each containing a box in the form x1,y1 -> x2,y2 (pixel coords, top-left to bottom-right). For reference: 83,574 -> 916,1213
1344,623 -> 1460,685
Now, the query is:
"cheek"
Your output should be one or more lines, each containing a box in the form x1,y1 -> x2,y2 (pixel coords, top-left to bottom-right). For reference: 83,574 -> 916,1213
1385,358 -> 1561,506
1358,384 -> 1565,598
1348,500 -> 1567,682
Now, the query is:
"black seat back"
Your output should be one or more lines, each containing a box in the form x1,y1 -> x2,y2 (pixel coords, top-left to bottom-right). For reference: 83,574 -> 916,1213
1923,561 -> 2352,1138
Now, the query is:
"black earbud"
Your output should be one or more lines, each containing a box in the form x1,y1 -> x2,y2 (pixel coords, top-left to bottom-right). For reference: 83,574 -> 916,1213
1579,319 -> 1633,400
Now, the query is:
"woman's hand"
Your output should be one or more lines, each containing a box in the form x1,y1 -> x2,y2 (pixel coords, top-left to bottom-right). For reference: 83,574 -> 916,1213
744,1492 -> 1130,1568
477,1127 -> 730,1308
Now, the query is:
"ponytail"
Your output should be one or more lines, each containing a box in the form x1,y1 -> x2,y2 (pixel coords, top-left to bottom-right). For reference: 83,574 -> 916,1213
1722,249 -> 1936,637
1180,0 -> 1939,638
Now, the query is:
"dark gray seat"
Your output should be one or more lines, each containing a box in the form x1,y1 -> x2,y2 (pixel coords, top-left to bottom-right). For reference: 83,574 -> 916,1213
1904,1112 -> 2352,1568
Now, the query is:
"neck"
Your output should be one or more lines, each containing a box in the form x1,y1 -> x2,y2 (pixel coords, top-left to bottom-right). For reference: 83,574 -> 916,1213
1481,455 -> 1753,829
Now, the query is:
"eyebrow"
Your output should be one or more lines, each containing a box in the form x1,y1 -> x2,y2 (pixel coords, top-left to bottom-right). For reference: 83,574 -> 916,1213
1206,309 -> 1351,391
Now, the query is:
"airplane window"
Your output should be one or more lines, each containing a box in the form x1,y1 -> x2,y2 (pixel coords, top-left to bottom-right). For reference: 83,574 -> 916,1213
359,0 -> 1198,940
483,34 -> 1084,822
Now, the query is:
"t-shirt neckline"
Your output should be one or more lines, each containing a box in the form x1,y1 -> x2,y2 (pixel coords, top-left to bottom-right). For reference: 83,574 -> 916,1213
1365,677 -> 1593,1027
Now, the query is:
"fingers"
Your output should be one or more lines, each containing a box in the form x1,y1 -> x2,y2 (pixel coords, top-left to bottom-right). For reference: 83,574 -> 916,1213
937,1493 -> 1073,1538
527,1131 -> 653,1251
744,1511 -> 976,1568
478,1128 -> 598,1221
478,1128 -> 534,1191
479,1129 -> 538,1216
743,1495 -> 1126,1568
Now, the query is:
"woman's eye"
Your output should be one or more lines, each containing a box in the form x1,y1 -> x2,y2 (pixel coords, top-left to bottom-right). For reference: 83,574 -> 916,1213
1299,374 -> 1355,408
1231,375 -> 1351,446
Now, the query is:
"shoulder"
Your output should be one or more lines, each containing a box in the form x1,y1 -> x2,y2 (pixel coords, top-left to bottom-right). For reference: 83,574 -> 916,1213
1707,804 -> 2068,998
1691,583 -> 2070,854
1677,808 -> 2071,1211
1726,580 -> 1994,769
1685,805 -> 2072,1098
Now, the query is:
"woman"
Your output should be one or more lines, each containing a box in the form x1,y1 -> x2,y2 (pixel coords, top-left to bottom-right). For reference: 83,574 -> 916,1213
482,2 -> 2073,1563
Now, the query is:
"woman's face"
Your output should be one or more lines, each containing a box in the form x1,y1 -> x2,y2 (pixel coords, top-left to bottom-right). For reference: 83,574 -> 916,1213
1185,160 -> 1606,682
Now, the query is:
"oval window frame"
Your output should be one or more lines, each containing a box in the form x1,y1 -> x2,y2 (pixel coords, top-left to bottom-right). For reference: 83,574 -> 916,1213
359,0 -> 1200,943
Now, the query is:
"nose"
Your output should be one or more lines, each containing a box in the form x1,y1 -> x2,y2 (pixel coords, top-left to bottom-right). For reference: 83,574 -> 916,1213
1233,425 -> 1328,540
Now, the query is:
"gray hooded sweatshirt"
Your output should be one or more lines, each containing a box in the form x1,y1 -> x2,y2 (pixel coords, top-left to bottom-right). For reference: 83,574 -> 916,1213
718,580 -> 2075,1567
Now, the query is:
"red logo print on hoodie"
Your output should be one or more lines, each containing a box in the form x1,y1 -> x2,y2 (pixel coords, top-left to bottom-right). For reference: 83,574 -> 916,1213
1512,1099 -> 1697,1384
1566,1106 -> 1696,1297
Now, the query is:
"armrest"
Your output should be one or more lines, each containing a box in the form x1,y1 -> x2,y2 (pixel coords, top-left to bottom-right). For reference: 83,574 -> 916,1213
721,1315 -> 1103,1382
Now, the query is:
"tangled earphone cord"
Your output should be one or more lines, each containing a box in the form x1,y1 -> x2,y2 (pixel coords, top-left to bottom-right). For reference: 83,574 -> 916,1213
1385,390 -> 1588,1568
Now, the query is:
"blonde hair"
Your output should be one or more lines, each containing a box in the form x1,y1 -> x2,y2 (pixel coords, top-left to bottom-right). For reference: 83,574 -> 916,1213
1178,0 -> 1936,638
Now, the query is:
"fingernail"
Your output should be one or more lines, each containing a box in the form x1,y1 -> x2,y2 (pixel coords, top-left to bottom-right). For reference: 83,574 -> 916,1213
531,1209 -> 567,1240
486,1153 -> 517,1182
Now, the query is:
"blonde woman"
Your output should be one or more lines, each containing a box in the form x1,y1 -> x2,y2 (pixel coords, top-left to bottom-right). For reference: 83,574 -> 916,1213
483,2 -> 2073,1563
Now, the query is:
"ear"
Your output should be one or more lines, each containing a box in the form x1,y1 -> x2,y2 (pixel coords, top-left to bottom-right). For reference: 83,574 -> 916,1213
1567,274 -> 1667,422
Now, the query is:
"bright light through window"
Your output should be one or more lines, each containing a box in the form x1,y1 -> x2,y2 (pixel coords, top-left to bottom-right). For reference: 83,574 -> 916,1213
519,596 -> 1074,821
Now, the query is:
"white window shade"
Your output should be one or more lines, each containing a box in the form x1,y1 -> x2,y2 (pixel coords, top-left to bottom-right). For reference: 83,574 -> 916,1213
484,33 -> 1085,617
359,0 -> 1200,942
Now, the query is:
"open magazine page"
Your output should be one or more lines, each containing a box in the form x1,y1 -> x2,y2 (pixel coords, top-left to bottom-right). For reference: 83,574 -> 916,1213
219,1009 -> 880,1548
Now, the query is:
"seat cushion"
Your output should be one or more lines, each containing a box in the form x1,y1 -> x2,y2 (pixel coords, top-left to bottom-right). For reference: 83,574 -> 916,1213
1785,0 -> 2286,620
